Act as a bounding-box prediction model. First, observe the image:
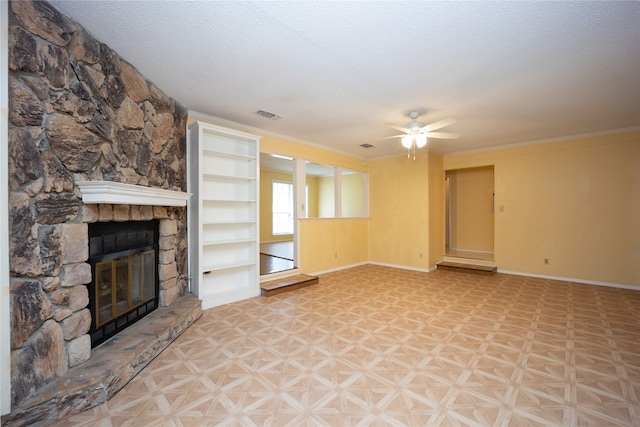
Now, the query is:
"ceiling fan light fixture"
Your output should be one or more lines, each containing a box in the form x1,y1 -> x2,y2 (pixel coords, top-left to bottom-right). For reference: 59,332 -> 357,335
385,112 -> 459,159
416,134 -> 427,148
401,135 -> 413,148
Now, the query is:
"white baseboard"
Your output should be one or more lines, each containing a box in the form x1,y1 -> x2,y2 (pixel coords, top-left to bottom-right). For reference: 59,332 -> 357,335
368,261 -> 436,273
309,262 -> 368,276
497,269 -> 639,290
269,262 -> 637,291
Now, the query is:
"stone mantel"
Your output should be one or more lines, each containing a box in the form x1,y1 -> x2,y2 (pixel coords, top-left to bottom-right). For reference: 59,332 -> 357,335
77,181 -> 192,206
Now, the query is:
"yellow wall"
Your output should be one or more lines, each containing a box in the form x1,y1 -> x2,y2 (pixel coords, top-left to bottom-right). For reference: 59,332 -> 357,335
260,169 -> 293,242
444,131 -> 640,286
318,175 -> 335,217
342,172 -> 365,217
447,166 -> 494,253
299,218 -> 369,274
369,154 -> 431,270
428,153 -> 445,267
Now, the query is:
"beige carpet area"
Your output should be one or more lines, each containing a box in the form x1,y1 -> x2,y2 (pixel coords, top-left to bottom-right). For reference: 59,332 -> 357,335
54,264 -> 640,426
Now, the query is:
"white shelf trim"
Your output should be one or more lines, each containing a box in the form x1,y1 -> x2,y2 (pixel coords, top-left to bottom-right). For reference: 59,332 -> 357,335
78,181 -> 192,206
202,261 -> 256,272
202,147 -> 256,160
203,238 -> 255,246
203,173 -> 256,181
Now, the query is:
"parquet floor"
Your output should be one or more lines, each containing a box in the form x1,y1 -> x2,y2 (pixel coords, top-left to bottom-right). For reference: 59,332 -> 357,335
54,264 -> 640,426
260,253 -> 294,276
260,241 -> 294,261
260,241 -> 295,275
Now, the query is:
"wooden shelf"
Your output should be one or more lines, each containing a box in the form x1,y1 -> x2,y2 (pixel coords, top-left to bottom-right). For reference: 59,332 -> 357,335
202,147 -> 255,160
202,260 -> 256,273
203,173 -> 256,181
203,220 -> 256,225
204,199 -> 256,203
202,238 -> 255,246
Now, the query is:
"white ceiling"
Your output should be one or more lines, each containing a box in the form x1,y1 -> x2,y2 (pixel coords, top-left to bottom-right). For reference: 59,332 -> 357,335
50,1 -> 640,159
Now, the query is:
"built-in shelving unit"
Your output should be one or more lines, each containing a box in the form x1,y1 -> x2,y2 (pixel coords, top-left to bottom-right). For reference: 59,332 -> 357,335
188,121 -> 261,309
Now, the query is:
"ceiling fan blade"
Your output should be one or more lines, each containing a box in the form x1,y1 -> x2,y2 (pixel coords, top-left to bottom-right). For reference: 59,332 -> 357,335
382,134 -> 406,139
384,123 -> 409,133
426,131 -> 460,139
423,117 -> 456,132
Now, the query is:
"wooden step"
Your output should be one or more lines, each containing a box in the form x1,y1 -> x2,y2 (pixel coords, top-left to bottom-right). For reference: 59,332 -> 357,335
260,274 -> 319,297
436,261 -> 497,276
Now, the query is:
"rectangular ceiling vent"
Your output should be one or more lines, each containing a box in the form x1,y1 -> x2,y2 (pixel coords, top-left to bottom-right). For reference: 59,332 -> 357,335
256,109 -> 281,120
360,143 -> 374,148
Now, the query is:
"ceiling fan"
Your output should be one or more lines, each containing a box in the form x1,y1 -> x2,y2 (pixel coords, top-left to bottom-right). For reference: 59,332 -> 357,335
385,111 -> 460,157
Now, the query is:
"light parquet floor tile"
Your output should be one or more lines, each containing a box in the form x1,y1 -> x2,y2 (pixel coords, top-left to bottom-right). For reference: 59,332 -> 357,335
53,265 -> 640,426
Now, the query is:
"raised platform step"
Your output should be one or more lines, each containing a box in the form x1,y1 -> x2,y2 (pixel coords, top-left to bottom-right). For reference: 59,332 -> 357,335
437,261 -> 497,276
261,274 -> 319,296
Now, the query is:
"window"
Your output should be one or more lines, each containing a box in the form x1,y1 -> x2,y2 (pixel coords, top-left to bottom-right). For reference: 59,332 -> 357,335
272,181 -> 293,235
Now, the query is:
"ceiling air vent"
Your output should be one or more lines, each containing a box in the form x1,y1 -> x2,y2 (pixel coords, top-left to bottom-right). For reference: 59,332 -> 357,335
360,143 -> 374,148
256,109 -> 281,120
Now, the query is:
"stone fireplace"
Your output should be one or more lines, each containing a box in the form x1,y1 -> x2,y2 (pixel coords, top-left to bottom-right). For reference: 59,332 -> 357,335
5,1 -> 202,424
87,220 -> 160,347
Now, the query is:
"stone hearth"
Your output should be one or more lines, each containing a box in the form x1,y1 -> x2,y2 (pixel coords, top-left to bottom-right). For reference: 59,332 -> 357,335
3,295 -> 202,426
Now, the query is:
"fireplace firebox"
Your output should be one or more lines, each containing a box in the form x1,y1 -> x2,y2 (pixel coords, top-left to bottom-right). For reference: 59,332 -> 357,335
88,220 -> 159,347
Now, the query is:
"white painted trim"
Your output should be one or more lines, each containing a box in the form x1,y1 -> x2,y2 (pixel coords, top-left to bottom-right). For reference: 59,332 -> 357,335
497,269 -> 639,290
1,0 -> 11,415
77,181 -> 191,206
360,262 -> 436,274
445,126 -> 640,158
189,119 -> 262,143
188,110 -> 365,161
308,261 -> 369,276
309,262 -> 635,290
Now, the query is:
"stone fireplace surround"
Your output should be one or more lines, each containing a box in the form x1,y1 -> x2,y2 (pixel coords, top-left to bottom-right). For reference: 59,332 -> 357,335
5,1 -> 203,424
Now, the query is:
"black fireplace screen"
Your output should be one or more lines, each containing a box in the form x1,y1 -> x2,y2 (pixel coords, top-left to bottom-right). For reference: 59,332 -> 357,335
88,220 -> 159,347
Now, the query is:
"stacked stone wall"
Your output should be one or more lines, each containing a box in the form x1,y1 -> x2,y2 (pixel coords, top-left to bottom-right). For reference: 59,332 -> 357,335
7,0 -> 189,408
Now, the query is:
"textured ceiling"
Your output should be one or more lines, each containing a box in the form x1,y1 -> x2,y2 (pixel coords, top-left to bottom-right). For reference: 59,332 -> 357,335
50,1 -> 640,159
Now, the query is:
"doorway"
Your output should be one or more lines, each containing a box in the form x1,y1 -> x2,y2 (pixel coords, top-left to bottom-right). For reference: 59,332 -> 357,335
445,166 -> 494,261
260,153 -> 297,275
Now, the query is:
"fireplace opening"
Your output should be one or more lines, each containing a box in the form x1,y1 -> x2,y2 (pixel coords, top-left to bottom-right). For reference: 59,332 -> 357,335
88,220 -> 159,347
